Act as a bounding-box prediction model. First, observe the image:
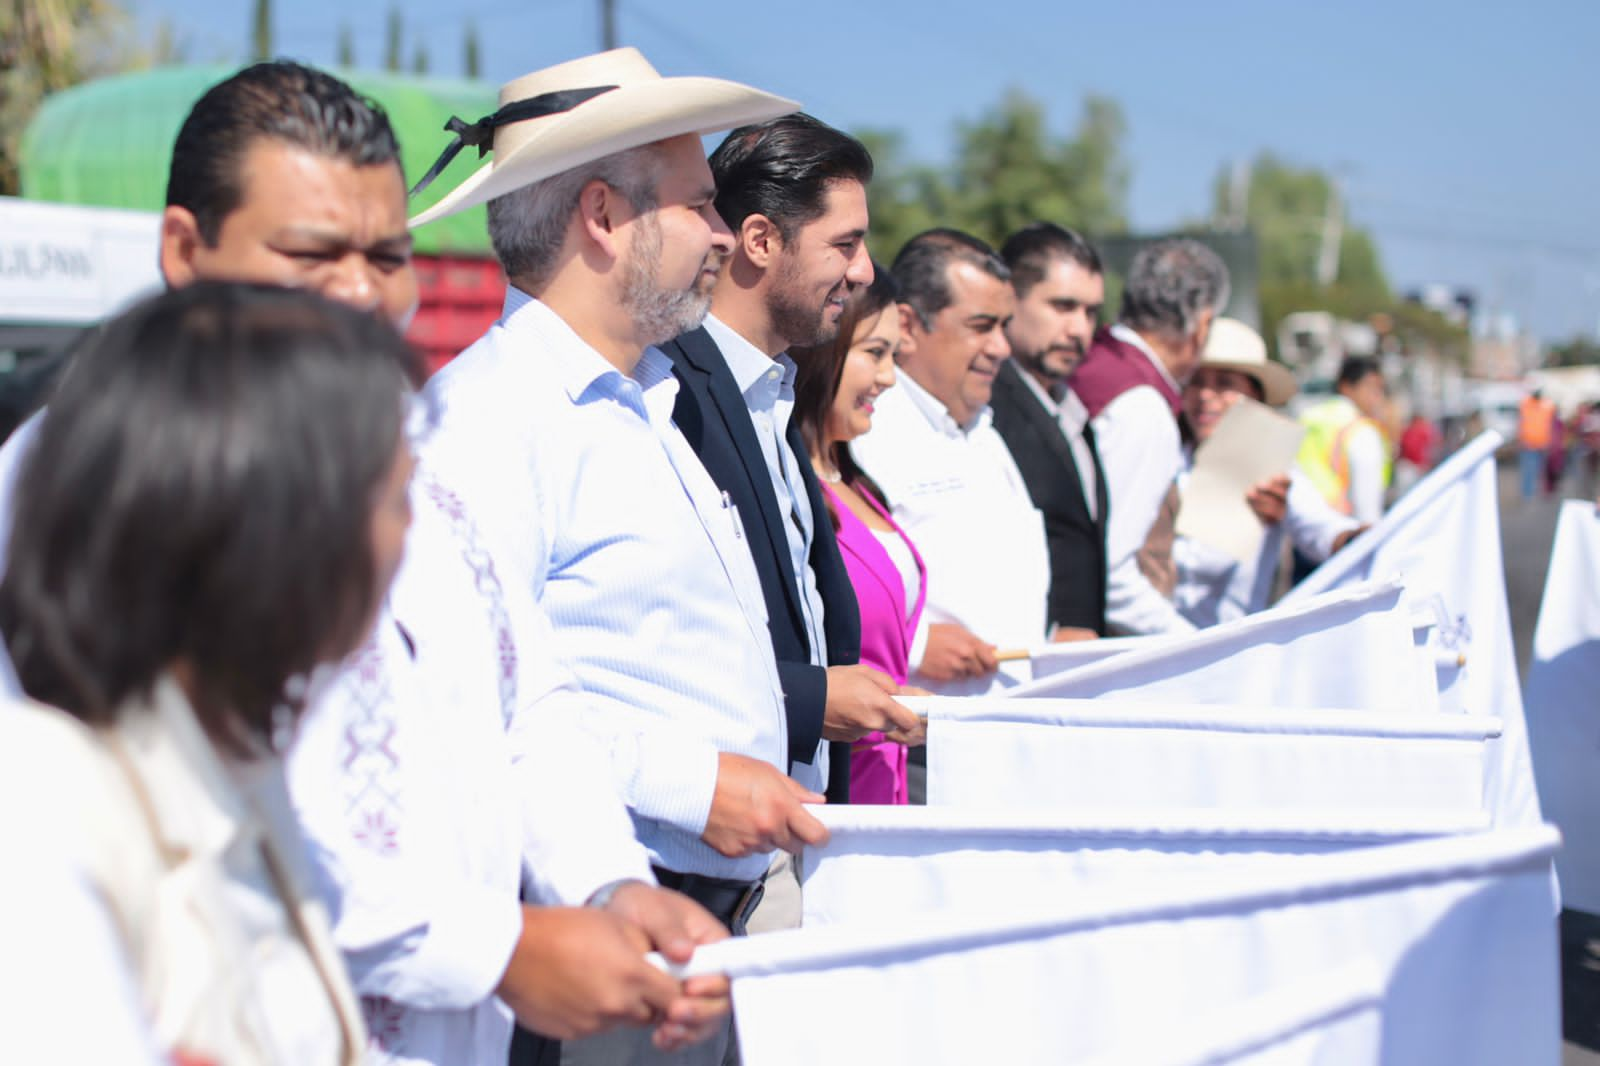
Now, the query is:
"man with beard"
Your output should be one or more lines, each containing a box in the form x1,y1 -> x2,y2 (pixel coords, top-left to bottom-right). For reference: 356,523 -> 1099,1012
992,223 -> 1110,637
409,50 -> 828,1066
660,118 -> 922,916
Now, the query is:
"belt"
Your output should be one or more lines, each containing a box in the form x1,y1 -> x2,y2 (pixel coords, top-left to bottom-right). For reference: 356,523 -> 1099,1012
652,866 -> 764,933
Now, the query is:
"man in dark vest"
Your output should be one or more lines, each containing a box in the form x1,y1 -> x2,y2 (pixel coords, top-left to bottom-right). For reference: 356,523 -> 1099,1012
1071,238 -> 1230,636
992,222 -> 1110,637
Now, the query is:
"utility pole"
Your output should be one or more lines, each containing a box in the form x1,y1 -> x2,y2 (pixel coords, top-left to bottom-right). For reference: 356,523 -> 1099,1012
1316,175 -> 1343,287
601,0 -> 617,49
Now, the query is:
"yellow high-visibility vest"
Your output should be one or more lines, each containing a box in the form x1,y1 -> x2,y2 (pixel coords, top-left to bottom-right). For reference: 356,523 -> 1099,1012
1297,397 -> 1393,514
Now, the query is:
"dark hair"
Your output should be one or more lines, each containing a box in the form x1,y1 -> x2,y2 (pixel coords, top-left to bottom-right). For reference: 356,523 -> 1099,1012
709,113 -> 873,242
1336,355 -> 1382,392
0,282 -> 423,754
791,265 -> 900,521
167,61 -> 402,245
999,222 -> 1103,299
890,228 -> 1010,331
1118,238 -> 1230,339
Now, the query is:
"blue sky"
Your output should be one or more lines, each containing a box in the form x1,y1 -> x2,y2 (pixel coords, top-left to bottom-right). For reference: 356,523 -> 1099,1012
132,0 -> 1600,342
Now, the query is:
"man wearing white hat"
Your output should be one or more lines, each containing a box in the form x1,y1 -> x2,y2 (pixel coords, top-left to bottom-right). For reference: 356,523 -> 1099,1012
410,48 -> 826,1065
1172,318 -> 1363,625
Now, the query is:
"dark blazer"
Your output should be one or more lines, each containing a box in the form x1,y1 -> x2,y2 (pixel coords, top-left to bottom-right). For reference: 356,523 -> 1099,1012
990,359 -> 1110,635
660,326 -> 861,801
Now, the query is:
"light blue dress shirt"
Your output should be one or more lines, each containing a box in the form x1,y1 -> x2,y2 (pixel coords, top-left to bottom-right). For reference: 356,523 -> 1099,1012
421,289 -> 789,882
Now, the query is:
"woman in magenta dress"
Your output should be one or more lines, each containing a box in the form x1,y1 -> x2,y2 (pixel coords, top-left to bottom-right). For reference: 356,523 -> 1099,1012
793,267 -> 926,804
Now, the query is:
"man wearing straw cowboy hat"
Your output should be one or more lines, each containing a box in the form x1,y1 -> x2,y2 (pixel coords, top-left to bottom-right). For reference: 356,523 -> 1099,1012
411,47 -> 828,1065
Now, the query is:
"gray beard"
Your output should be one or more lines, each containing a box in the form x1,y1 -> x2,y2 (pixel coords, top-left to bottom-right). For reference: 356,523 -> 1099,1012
621,213 -> 715,346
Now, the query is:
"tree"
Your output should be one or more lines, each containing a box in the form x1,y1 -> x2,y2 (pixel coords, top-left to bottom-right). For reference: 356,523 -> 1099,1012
411,41 -> 429,75
251,0 -> 272,60
1548,336 -> 1600,368
384,6 -> 401,72
337,23 -> 354,68
856,90 -> 1130,262
463,20 -> 481,79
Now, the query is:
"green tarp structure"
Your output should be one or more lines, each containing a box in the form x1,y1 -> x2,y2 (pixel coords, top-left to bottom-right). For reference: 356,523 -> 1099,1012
19,65 -> 498,256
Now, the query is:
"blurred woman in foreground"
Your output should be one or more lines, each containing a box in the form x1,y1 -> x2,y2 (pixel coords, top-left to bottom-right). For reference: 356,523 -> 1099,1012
0,283 -> 420,1064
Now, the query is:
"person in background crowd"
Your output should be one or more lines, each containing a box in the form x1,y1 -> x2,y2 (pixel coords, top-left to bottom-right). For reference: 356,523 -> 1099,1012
408,48 -> 823,1066
1073,238 -> 1232,636
0,283 -> 416,1064
851,229 -> 1046,691
993,221 -> 1110,638
1395,412 -> 1440,494
792,267 -> 927,804
1173,319 -> 1363,627
1544,403 -> 1569,495
660,114 -> 921,825
1296,355 -> 1392,523
1516,387 -> 1556,501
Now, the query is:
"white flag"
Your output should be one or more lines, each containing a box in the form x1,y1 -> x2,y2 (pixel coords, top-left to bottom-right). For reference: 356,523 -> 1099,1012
1284,432 -> 1540,829
1524,499 -> 1600,911
682,827 -> 1559,1066
797,804 -> 1488,929
919,704 -> 1498,813
1003,577 -> 1428,712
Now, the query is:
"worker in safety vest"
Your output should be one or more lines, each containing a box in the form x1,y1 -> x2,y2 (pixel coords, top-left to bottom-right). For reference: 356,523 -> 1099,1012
1297,355 -> 1392,522
1516,388 -> 1557,501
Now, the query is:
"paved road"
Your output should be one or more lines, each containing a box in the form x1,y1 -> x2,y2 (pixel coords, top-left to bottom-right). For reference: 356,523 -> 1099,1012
1495,461 -> 1600,1063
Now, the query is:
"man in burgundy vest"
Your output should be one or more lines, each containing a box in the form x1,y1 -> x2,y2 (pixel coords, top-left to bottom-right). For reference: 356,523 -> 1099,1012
1070,239 -> 1230,636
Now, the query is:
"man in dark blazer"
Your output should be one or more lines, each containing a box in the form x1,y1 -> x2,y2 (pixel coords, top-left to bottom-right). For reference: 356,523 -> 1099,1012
661,115 -> 922,821
992,222 -> 1111,636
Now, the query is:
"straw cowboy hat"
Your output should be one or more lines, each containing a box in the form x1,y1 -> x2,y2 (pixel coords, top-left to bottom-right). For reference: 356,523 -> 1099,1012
408,48 -> 799,227
1198,317 -> 1298,407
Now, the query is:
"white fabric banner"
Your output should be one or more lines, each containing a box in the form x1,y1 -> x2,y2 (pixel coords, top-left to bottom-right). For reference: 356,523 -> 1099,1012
682,827 -> 1559,1066
796,805 -> 1489,928
920,705 -> 1498,813
1524,499 -> 1600,912
1283,432 -> 1539,830
1000,577 -> 1429,712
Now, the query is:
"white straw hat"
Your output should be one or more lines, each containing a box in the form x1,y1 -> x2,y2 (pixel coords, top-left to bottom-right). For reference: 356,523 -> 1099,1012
1199,317 -> 1298,407
409,48 -> 799,227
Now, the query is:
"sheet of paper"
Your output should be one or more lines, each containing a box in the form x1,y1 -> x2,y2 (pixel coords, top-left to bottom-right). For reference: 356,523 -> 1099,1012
1175,397 -> 1305,564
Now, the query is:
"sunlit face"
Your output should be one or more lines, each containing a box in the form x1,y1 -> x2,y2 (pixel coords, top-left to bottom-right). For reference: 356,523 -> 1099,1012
1182,366 -> 1264,444
902,261 -> 1014,428
161,139 -> 419,328
1343,370 -> 1388,421
767,179 -> 873,348
824,304 -> 900,447
1005,257 -> 1104,385
617,134 -> 735,345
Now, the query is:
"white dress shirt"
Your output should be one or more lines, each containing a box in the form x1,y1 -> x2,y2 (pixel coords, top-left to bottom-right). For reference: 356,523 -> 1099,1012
1,678 -> 363,1065
1173,461 -> 1362,628
421,290 -> 788,884
851,371 -> 1050,652
702,314 -> 830,792
286,472 -> 654,1066
1089,324 -> 1194,636
1015,366 -> 1100,521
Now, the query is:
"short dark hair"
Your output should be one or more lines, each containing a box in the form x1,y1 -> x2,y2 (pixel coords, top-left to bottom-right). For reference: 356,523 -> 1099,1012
791,262 -> 901,506
890,228 -> 1010,330
1336,355 -> 1382,392
709,113 -> 873,242
1118,238 -> 1230,339
0,283 -> 423,754
999,222 -> 1103,299
166,61 -> 402,245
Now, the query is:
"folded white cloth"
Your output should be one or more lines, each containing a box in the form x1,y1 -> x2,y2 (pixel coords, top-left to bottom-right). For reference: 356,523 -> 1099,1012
918,704 -> 1498,813
1525,499 -> 1600,912
681,826 -> 1559,1066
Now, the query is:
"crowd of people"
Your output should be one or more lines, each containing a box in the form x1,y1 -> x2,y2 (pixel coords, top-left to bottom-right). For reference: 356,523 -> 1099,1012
2,48 -> 1429,1066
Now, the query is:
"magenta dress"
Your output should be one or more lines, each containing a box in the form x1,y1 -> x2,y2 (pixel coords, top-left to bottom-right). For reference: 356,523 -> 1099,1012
823,481 -> 927,804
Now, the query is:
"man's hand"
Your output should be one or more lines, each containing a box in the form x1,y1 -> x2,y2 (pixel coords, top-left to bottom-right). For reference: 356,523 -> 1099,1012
1330,524 -> 1370,554
496,905 -> 680,1041
916,623 -> 999,682
1049,626 -> 1099,643
1245,474 -> 1291,525
820,664 -> 925,745
603,884 -> 730,1051
702,752 -> 830,858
